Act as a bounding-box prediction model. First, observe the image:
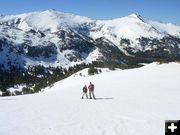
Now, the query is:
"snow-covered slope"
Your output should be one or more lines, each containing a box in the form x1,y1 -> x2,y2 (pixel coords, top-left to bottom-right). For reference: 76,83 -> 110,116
147,20 -> 180,37
90,14 -> 164,42
0,62 -> 180,135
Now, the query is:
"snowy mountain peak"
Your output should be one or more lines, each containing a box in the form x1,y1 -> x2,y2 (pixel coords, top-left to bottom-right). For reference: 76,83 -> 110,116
128,13 -> 146,22
128,13 -> 141,18
0,10 -> 180,36
46,8 -> 57,12
0,10 -> 94,33
0,10 -> 180,71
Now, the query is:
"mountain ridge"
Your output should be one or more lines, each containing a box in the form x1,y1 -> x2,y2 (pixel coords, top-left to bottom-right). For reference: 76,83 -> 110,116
0,10 -> 180,68
1,10 -> 180,25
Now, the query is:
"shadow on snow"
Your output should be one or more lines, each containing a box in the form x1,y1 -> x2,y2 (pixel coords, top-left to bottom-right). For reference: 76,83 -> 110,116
95,97 -> 113,100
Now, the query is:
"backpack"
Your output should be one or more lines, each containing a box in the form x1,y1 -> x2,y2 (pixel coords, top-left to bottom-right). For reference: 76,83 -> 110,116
83,86 -> 87,92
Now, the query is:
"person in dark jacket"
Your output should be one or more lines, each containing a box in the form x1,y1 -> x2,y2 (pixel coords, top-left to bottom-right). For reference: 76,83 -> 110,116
88,82 -> 95,99
81,85 -> 88,99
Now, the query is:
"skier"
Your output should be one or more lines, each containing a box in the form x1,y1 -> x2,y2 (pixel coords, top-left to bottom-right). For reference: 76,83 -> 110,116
81,85 -> 88,99
88,82 -> 96,99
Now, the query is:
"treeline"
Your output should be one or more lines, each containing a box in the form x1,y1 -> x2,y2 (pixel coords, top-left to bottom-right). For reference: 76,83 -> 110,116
0,63 -> 88,96
0,61 -> 143,96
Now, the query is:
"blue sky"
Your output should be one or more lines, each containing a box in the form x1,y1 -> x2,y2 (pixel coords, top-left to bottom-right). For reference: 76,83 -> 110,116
0,0 -> 179,24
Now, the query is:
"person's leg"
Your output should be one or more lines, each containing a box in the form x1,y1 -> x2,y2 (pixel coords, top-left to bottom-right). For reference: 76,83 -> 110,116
85,93 -> 88,99
89,91 -> 92,99
81,93 -> 85,99
92,91 -> 96,99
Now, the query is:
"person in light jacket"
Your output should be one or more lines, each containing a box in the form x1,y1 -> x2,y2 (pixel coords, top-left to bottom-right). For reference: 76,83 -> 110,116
88,82 -> 95,99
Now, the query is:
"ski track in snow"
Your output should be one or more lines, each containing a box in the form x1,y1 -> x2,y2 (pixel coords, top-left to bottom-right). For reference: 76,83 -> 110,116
0,62 -> 180,135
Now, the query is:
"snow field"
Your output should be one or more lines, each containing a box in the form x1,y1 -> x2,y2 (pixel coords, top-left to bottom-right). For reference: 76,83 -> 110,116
0,62 -> 180,135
